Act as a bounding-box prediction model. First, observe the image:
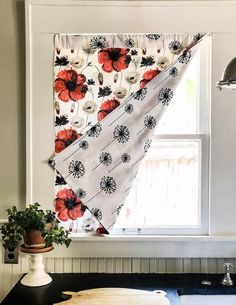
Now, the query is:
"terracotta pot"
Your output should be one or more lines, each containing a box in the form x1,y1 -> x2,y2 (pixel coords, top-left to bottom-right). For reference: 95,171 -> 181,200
23,229 -> 45,249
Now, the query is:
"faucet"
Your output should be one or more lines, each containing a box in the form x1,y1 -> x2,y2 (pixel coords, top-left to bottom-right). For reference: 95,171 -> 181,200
221,263 -> 233,287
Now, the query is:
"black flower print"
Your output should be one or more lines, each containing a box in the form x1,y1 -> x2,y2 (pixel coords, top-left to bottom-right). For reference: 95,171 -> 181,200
48,159 -> 56,168
108,152 -> 131,173
131,49 -> 138,56
178,50 -> 192,64
133,88 -> 147,101
193,33 -> 204,42
79,140 -> 89,150
125,38 -> 135,48
55,173 -> 66,185
99,152 -> 112,166
76,188 -> 86,199
100,125 -> 129,151
169,41 -> 183,55
124,103 -> 134,114
116,203 -> 124,215
55,56 -> 69,66
100,176 -> 117,194
91,208 -> 103,221
140,56 -> 155,67
87,122 -> 102,137
90,36 -> 108,49
87,79 -> 95,85
144,116 -> 156,130
145,34 -> 161,40
144,139 -> 152,153
68,160 -> 85,178
113,125 -> 130,143
121,153 -> 131,163
93,152 -> 112,171
55,115 -> 69,126
169,67 -> 178,77
98,86 -> 112,98
158,88 -> 173,106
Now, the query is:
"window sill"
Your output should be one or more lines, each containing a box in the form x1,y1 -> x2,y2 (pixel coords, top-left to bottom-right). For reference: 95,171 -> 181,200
48,235 -> 236,258
69,234 -> 236,242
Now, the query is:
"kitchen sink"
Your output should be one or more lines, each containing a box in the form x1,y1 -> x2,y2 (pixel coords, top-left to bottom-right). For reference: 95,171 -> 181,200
180,294 -> 236,305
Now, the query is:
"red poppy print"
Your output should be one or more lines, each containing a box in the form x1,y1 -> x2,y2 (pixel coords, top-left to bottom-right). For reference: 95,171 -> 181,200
97,110 -> 108,121
54,69 -> 88,102
96,224 -> 109,235
97,98 -> 120,121
100,98 -> 120,111
55,129 -> 81,153
140,68 -> 161,88
55,188 -> 85,221
98,48 -> 131,73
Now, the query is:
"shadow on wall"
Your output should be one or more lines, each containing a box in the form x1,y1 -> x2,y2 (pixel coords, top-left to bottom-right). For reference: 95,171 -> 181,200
0,0 -> 26,214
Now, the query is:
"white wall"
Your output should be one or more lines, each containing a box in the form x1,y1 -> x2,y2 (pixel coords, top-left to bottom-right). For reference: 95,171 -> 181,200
211,33 -> 236,234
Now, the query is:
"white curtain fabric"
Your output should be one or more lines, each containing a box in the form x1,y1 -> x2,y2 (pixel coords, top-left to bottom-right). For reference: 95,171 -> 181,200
52,33 -> 205,232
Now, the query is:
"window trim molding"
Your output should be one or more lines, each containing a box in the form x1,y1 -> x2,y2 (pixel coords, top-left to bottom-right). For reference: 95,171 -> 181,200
26,1 -> 236,259
46,235 -> 236,258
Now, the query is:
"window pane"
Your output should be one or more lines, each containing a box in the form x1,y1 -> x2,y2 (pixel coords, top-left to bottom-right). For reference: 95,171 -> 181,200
114,140 -> 200,228
156,51 -> 199,134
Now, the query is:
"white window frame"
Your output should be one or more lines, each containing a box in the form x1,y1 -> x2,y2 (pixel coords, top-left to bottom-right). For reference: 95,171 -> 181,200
111,38 -> 211,236
28,0 -> 236,258
112,135 -> 209,236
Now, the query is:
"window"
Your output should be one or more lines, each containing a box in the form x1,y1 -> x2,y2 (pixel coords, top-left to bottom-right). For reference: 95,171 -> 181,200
111,37 -> 211,235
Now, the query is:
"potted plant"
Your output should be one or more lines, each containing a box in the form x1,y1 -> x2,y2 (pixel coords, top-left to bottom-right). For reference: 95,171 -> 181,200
0,203 -> 71,251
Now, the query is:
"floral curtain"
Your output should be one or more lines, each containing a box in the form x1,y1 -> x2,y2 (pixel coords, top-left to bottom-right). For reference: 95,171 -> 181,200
51,33 -> 205,233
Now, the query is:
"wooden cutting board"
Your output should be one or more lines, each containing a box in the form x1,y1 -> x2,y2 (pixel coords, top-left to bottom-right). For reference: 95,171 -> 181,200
54,288 -> 170,305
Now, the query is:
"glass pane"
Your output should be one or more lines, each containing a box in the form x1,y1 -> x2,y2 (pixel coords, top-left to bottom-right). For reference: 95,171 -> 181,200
114,140 -> 200,228
156,51 -> 199,134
